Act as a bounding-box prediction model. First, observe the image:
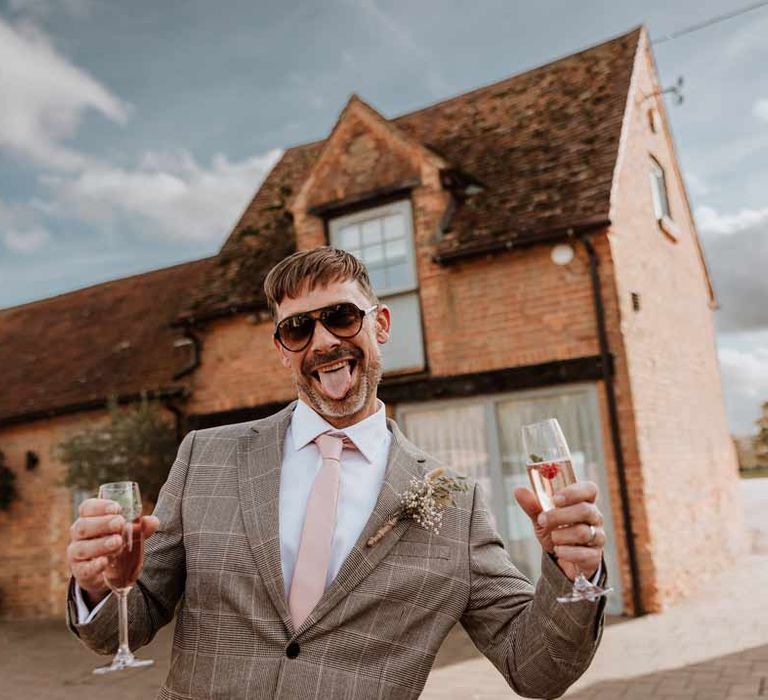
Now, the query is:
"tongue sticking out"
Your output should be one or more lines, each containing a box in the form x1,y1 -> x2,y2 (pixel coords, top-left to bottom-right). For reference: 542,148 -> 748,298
317,363 -> 353,400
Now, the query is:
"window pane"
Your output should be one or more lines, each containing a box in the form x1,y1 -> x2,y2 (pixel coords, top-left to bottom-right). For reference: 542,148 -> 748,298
650,159 -> 671,220
369,267 -> 386,289
383,214 -> 405,241
361,218 -> 382,245
336,225 -> 359,249
363,242 -> 384,266
384,238 -> 407,262
378,291 -> 425,373
386,261 -> 413,290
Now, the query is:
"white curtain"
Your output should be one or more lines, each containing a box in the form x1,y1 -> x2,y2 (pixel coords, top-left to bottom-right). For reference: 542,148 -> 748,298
401,403 -> 492,498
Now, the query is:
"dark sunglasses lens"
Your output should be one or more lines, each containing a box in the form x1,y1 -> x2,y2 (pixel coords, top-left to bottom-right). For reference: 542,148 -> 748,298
322,304 -> 362,337
278,315 -> 314,349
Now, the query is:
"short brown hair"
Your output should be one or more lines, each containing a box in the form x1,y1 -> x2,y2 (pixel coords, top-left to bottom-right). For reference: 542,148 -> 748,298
263,247 -> 378,319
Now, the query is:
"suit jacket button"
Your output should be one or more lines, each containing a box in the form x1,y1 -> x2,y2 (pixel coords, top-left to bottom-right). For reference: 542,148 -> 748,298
286,642 -> 300,659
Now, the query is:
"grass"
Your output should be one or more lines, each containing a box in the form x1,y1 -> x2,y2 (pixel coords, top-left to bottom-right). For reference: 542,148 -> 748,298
740,467 -> 768,479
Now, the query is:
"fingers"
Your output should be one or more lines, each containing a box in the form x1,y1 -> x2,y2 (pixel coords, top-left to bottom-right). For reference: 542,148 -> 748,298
550,524 -> 606,548
141,515 -> 160,538
79,498 -> 121,517
538,501 -> 603,530
551,481 -> 598,507
68,533 -> 124,562
70,556 -> 110,585
70,514 -> 125,541
552,545 -> 603,574
513,487 -> 542,521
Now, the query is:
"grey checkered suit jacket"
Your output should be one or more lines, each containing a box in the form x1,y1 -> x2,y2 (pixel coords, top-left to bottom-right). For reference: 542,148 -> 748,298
68,402 -> 605,699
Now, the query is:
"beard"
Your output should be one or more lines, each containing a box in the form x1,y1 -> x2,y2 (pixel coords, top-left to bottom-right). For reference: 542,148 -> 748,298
294,340 -> 383,420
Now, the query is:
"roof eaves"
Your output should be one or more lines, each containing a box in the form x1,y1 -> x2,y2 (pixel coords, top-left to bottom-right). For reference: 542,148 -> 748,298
433,216 -> 611,264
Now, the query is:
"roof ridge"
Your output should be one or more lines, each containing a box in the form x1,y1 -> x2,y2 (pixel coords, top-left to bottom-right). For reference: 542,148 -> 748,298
1,255 -> 216,314
392,26 -> 644,124
279,26 -> 643,156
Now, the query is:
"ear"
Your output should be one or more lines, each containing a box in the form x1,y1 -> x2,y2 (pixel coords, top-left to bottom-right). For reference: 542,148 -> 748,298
273,335 -> 292,368
374,304 -> 391,345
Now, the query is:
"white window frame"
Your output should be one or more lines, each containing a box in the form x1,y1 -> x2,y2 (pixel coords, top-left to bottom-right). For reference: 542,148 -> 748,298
649,156 -> 671,222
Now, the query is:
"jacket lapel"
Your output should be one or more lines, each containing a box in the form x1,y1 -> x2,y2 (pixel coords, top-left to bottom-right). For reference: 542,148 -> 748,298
295,418 -> 428,635
237,402 -> 296,633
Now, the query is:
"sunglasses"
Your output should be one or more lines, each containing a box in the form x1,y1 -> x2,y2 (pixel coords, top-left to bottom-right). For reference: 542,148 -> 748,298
274,302 -> 378,352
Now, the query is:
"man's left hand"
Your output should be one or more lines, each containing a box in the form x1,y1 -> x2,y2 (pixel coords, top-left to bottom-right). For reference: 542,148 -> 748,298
514,481 -> 605,581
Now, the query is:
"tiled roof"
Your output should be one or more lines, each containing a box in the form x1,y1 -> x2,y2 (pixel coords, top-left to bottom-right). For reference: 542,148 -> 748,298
0,258 -> 215,424
184,27 -> 641,320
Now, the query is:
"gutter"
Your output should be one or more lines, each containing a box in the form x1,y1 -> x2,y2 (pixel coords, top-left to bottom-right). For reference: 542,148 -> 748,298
0,387 -> 188,429
433,217 -> 610,264
581,233 -> 645,617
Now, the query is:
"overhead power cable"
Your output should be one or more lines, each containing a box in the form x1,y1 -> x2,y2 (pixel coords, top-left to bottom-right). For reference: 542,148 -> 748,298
652,0 -> 768,44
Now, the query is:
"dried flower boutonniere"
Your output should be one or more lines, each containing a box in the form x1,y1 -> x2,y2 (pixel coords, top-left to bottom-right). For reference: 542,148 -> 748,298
366,468 -> 469,547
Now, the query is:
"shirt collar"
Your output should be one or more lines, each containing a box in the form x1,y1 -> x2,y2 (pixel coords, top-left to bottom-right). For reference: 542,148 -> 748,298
291,398 -> 388,464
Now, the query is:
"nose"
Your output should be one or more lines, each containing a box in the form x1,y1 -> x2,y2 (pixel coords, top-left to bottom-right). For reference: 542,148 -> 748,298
308,319 -> 341,353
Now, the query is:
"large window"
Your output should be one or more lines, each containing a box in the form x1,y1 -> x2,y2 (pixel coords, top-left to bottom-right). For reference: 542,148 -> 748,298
330,200 -> 424,374
397,384 -> 624,615
649,156 -> 671,222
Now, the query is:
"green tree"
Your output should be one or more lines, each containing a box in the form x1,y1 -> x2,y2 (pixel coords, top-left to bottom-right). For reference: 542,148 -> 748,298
58,396 -> 178,505
0,449 -> 18,511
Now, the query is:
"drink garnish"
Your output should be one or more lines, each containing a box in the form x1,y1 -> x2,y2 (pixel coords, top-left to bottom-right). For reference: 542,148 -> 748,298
539,462 -> 560,480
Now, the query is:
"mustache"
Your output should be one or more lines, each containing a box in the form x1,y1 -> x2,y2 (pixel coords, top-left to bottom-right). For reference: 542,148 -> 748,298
303,345 -> 363,374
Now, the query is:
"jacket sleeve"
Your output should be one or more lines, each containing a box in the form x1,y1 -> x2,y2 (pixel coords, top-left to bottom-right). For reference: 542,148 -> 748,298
66,430 -> 195,654
460,482 -> 606,699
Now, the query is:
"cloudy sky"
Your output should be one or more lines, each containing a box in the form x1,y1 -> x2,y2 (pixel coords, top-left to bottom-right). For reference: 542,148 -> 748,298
1,0 -> 766,435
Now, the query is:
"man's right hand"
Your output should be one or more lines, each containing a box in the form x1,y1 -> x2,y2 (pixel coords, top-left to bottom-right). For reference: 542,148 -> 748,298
67,498 -> 160,606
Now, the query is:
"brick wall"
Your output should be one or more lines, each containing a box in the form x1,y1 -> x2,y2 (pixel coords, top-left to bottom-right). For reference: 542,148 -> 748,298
185,314 -> 294,416
0,411 -> 106,618
604,33 -> 748,609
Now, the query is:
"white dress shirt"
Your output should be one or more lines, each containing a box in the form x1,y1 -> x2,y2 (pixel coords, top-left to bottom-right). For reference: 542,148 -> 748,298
279,398 -> 391,594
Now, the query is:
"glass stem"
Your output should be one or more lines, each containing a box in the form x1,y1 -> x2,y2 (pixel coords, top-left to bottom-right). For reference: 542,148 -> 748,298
116,589 -> 133,660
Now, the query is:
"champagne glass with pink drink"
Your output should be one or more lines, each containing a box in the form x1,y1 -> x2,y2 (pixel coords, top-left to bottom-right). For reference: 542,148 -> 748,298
92,481 -> 154,674
522,418 -> 611,603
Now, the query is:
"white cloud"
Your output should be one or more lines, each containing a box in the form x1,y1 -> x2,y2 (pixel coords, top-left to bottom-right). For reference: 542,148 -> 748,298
3,227 -> 51,253
0,197 -> 52,253
0,17 -> 129,170
717,340 -> 768,435
696,205 -> 768,235
43,148 -> 283,242
754,99 -> 768,123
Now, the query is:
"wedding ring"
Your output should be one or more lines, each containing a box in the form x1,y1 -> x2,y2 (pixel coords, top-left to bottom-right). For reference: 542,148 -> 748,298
587,524 -> 597,546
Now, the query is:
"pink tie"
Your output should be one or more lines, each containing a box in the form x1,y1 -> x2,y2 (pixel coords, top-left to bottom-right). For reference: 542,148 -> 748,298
288,432 -> 353,628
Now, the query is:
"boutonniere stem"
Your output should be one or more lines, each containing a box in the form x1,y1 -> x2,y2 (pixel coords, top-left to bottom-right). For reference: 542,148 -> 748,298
366,467 -> 468,547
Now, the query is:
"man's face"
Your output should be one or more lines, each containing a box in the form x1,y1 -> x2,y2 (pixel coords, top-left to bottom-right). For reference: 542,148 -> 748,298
273,279 -> 390,427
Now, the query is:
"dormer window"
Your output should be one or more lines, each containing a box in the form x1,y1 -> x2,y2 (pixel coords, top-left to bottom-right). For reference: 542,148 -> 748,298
329,199 -> 425,374
332,200 -> 416,294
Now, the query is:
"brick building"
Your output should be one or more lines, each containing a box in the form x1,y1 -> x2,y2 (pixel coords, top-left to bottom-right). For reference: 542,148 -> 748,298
0,27 -> 747,620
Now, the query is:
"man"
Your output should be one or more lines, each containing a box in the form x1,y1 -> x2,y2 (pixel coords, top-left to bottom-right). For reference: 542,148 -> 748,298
67,247 -> 608,699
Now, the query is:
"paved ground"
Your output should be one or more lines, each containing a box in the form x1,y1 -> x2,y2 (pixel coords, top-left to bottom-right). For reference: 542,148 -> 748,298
0,479 -> 765,699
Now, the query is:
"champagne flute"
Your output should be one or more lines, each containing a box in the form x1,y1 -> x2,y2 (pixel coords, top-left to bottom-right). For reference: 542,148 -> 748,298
522,419 -> 612,603
93,481 -> 154,674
